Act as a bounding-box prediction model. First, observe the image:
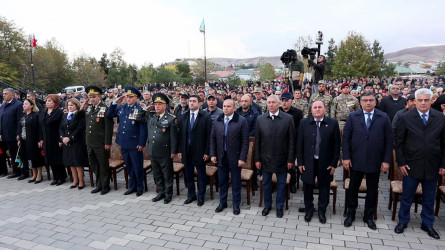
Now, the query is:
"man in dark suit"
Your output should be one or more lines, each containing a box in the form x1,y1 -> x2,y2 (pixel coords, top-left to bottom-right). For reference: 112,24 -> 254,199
210,99 -> 249,215
107,87 -> 148,197
178,95 -> 212,206
342,91 -> 393,230
297,100 -> 340,224
255,95 -> 295,218
394,88 -> 445,239
0,88 -> 23,178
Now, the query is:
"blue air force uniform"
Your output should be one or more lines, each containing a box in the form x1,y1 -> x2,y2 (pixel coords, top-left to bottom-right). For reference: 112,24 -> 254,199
106,87 -> 148,195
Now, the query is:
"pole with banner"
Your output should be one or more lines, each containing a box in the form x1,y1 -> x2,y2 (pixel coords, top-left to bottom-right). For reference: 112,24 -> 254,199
199,19 -> 206,83
31,36 -> 37,90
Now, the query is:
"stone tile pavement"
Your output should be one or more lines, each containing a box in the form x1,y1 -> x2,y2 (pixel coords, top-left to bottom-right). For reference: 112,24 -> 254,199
0,167 -> 444,250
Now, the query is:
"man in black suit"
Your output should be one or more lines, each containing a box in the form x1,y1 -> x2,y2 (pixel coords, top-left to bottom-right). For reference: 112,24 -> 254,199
210,99 -> 249,215
178,95 -> 212,206
0,88 -> 23,178
342,91 -> 393,230
297,101 -> 340,224
394,88 -> 445,239
255,95 -> 295,218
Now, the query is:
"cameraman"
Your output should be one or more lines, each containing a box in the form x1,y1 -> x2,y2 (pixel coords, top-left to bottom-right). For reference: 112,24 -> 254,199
308,55 -> 326,94
290,59 -> 305,91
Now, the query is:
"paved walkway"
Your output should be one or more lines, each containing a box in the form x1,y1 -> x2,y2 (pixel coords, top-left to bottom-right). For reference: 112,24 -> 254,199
0,167 -> 444,250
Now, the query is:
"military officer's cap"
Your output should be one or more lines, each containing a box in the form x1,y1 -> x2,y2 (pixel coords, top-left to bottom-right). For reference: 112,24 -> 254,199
86,86 -> 103,96
153,93 -> 170,105
281,92 -> 294,100
340,82 -> 350,89
180,92 -> 190,99
125,86 -> 141,98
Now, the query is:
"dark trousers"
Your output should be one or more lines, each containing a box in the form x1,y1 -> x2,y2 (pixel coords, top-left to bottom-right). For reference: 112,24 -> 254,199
87,146 -> 110,189
0,141 -> 7,175
347,169 -> 380,219
151,156 -> 173,197
51,164 -> 67,180
398,175 -> 437,227
263,170 -> 287,210
218,152 -> 241,206
185,151 -> 207,200
304,160 -> 329,213
5,141 -> 20,175
289,166 -> 297,188
122,149 -> 144,192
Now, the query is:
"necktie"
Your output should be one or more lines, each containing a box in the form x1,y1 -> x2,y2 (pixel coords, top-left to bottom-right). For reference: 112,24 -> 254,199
314,121 -> 321,158
365,112 -> 372,129
224,117 -> 229,151
68,113 -> 73,121
92,106 -> 96,113
421,113 -> 427,126
271,115 -> 276,120
188,113 -> 195,145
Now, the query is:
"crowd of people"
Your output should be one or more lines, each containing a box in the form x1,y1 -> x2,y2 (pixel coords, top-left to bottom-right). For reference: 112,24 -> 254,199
0,73 -> 444,240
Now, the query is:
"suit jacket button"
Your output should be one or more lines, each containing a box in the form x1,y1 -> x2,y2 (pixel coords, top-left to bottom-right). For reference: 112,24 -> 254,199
152,141 -> 155,143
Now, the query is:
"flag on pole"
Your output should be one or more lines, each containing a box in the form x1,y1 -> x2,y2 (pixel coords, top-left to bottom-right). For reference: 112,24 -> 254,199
199,19 -> 205,33
32,36 -> 37,48
15,147 -> 23,169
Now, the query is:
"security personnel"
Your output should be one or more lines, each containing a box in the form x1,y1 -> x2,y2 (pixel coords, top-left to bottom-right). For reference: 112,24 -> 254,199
330,83 -> 360,130
107,87 -> 148,196
137,93 -> 178,204
253,88 -> 267,113
309,81 -> 333,117
82,86 -> 113,195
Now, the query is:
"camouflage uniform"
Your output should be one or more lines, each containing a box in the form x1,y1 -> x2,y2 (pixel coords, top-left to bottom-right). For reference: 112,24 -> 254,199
309,92 -> 333,117
330,94 -> 360,130
293,99 -> 309,118
105,96 -> 117,107
171,97 -> 180,110
254,99 -> 267,114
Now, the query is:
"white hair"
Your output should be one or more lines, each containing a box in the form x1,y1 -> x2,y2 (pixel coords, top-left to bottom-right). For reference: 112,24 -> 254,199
267,95 -> 280,102
415,88 -> 433,100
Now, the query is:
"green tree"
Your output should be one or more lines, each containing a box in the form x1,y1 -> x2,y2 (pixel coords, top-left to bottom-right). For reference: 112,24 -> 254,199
331,31 -> 374,79
152,67 -> 178,83
137,63 -> 155,85
227,73 -> 241,87
324,38 -> 337,78
33,38 -> 73,93
176,62 -> 191,78
436,62 -> 445,75
99,53 -> 110,76
258,62 -> 276,82
72,54 -> 105,87
191,59 -> 215,85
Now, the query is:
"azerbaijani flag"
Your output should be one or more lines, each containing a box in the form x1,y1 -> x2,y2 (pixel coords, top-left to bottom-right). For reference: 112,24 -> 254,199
15,147 -> 23,169
199,18 -> 205,33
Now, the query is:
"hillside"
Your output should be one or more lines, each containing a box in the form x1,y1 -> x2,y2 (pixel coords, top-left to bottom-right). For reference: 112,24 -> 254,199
384,45 -> 445,63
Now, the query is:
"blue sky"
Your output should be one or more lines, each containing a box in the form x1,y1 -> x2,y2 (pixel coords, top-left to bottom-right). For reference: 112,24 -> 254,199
2,0 -> 444,66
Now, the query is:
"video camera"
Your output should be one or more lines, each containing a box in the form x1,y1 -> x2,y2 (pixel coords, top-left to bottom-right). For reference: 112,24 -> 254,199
280,49 -> 297,67
301,47 -> 319,60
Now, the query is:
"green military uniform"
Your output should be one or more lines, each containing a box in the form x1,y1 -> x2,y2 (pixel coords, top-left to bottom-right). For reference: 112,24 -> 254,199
293,99 -> 309,118
255,99 -> 267,113
105,96 -> 117,107
85,91 -> 114,193
137,94 -> 178,200
309,92 -> 333,117
171,97 -> 180,110
330,94 -> 360,130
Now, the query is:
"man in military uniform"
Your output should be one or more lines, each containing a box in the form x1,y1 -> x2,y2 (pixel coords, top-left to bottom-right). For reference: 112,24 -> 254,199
253,88 -> 267,114
141,90 -> 152,109
293,89 -> 309,118
105,88 -> 117,107
173,92 -> 189,121
106,87 -> 148,196
309,81 -> 332,117
171,91 -> 181,109
81,86 -> 113,195
330,83 -> 360,130
137,93 -> 178,204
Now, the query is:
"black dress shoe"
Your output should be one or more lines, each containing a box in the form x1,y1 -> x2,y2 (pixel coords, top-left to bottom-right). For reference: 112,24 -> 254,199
91,187 -> 102,194
50,180 -> 57,185
344,216 -> 355,227
164,196 -> 172,204
363,218 -> 377,230
100,188 -> 110,195
197,199 -> 204,206
298,207 -> 306,213
28,179 -> 36,183
7,174 -> 19,179
184,197 -> 197,204
136,190 -> 143,197
305,209 -> 314,222
318,211 -> 326,224
78,185 -> 85,190
262,207 -> 271,216
215,203 -> 228,213
70,185 -> 78,189
35,179 -> 42,184
421,223 -> 440,239
152,194 -> 165,202
124,189 -> 136,195
18,175 -> 28,180
394,223 -> 407,234
276,209 -> 284,218
290,185 -> 297,193
233,206 -> 240,215
56,179 -> 65,186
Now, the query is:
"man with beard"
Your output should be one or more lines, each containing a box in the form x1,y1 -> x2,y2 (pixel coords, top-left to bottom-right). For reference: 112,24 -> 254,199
309,82 -> 332,117
173,92 -> 190,120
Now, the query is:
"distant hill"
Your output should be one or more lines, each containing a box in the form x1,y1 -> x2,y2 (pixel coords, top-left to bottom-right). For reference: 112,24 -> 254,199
208,56 -> 282,67
384,45 -> 445,63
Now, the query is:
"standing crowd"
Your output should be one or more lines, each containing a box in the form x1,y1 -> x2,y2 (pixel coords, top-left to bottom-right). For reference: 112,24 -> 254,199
0,73 -> 445,239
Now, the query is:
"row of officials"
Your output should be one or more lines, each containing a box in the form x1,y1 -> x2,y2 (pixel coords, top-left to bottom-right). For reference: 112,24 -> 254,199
0,86 -> 444,240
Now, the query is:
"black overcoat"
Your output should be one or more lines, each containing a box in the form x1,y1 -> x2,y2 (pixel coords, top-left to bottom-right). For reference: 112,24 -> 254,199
39,108 -> 64,165
59,110 -> 89,167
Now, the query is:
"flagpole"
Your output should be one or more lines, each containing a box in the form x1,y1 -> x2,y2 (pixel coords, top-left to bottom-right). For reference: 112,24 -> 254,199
203,30 -> 207,83
30,36 -> 36,90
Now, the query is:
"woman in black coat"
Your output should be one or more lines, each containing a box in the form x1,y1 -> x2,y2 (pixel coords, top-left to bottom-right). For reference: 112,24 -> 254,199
39,94 -> 67,185
59,98 -> 89,189
19,99 -> 44,183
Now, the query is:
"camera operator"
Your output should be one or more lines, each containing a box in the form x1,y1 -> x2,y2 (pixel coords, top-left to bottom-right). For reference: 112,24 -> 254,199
308,55 -> 326,94
290,60 -> 305,91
